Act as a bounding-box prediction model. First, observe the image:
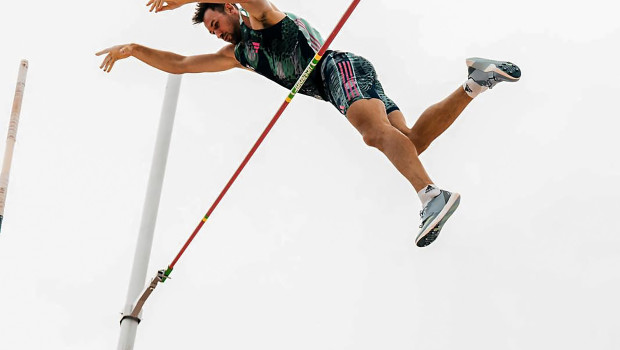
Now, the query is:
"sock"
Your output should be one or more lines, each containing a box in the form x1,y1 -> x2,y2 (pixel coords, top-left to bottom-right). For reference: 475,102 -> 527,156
463,78 -> 487,98
418,184 -> 441,207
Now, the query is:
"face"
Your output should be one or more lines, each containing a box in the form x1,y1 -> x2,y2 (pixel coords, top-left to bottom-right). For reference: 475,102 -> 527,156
203,5 -> 242,44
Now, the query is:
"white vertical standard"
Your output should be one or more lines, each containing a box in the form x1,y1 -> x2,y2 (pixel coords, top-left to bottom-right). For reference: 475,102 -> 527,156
117,74 -> 182,350
0,59 -> 29,234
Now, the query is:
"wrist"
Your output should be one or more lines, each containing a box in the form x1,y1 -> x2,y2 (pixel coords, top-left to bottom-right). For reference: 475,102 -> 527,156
127,43 -> 139,56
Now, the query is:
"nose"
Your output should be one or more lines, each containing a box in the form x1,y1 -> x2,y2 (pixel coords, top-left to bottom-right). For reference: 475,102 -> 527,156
215,30 -> 223,39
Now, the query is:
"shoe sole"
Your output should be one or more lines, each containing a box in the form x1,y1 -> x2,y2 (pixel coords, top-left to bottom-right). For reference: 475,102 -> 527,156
466,57 -> 521,82
415,193 -> 461,247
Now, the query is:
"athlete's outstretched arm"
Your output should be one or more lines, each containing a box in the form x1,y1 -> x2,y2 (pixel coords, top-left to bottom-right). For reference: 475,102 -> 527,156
145,0 -> 284,27
96,43 -> 243,74
147,0 -> 257,13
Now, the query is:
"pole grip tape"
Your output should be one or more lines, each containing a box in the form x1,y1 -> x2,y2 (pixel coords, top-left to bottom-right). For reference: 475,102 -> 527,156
162,267 -> 173,283
119,269 -> 169,325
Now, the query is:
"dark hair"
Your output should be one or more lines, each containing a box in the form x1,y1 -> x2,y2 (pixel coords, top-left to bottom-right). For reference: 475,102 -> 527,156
192,3 -> 238,25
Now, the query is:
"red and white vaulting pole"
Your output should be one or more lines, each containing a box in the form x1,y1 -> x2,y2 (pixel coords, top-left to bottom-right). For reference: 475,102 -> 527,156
123,0 -> 363,339
0,59 -> 28,234
165,0 -> 362,277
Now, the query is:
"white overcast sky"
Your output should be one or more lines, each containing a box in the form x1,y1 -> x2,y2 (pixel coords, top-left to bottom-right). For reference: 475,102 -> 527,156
1,0 -> 619,349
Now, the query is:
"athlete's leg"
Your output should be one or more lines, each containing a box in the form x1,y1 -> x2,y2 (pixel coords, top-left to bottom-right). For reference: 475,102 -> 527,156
322,51 -> 464,247
388,57 -> 521,155
346,98 -> 433,192
347,98 -> 461,247
388,87 -> 472,155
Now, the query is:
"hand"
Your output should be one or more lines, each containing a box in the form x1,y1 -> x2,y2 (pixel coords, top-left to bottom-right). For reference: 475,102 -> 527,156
146,0 -> 187,13
96,44 -> 134,73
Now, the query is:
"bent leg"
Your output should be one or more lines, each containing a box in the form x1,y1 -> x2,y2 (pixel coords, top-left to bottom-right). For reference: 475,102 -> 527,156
346,98 -> 433,192
389,56 -> 522,155
388,87 -> 473,155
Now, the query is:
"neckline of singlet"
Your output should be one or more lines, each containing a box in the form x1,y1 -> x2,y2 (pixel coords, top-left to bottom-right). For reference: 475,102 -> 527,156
235,7 -> 330,100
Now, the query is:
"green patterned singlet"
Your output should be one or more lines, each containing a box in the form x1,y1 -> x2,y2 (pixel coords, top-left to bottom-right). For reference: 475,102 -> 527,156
234,11 -> 328,100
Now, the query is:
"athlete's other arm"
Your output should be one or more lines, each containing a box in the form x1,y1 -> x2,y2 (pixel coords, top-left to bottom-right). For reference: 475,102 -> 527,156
146,0 -> 285,27
96,43 -> 243,74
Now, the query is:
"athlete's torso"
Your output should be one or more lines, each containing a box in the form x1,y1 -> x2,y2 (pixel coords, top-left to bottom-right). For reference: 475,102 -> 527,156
234,11 -> 327,100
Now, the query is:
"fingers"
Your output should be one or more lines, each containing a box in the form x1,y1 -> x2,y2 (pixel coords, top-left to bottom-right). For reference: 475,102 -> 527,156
106,59 -> 116,73
146,0 -> 178,13
155,3 -> 181,12
147,0 -> 163,12
95,48 -> 111,56
100,55 -> 109,71
99,54 -> 116,73
99,54 -> 109,69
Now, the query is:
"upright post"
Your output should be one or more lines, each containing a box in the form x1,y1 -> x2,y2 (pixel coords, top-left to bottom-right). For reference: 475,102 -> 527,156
0,59 -> 29,234
117,74 -> 182,350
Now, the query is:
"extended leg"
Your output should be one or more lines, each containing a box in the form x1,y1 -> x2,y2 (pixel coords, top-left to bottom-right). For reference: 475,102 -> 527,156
388,57 -> 522,155
388,87 -> 472,154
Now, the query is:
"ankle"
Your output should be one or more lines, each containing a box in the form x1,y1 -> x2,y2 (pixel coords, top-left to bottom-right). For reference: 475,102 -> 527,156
463,78 -> 488,98
418,184 -> 441,206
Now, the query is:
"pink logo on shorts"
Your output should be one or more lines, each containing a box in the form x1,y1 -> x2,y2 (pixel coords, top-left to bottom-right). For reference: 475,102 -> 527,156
251,42 -> 260,53
337,61 -> 360,101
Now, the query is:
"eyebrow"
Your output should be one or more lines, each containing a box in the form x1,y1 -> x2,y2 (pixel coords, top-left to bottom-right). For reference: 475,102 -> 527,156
209,20 -> 215,32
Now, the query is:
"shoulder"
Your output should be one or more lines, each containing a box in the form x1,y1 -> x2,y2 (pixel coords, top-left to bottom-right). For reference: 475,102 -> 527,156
241,0 -> 286,28
217,44 -> 246,69
218,44 -> 238,58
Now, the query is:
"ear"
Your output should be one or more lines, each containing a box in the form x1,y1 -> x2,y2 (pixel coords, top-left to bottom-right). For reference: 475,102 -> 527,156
225,3 -> 237,14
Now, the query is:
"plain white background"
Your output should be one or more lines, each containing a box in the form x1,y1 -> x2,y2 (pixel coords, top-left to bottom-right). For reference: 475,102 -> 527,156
1,0 -> 619,349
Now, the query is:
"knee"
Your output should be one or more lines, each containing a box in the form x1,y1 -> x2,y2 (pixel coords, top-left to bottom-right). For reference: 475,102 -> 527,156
362,127 -> 389,150
362,131 -> 381,148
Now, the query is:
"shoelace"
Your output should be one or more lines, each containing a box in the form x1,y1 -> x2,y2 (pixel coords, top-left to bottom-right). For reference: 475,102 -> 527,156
418,208 -> 427,228
482,73 -> 498,87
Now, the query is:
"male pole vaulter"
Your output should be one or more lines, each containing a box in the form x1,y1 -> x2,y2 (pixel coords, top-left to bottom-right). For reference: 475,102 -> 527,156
97,0 -> 521,247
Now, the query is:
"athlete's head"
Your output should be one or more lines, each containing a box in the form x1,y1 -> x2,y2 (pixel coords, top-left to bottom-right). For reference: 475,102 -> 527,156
193,3 -> 242,44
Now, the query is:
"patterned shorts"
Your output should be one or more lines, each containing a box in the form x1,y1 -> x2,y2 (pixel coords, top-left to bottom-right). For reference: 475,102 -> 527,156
320,51 -> 400,116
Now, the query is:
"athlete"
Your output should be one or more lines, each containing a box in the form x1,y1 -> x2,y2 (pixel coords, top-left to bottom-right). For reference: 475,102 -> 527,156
96,0 -> 521,247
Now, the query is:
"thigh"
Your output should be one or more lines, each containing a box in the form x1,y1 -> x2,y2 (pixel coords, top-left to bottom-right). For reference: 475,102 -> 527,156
372,79 -> 400,115
346,98 -> 392,135
386,109 -> 410,135
322,52 -> 387,116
